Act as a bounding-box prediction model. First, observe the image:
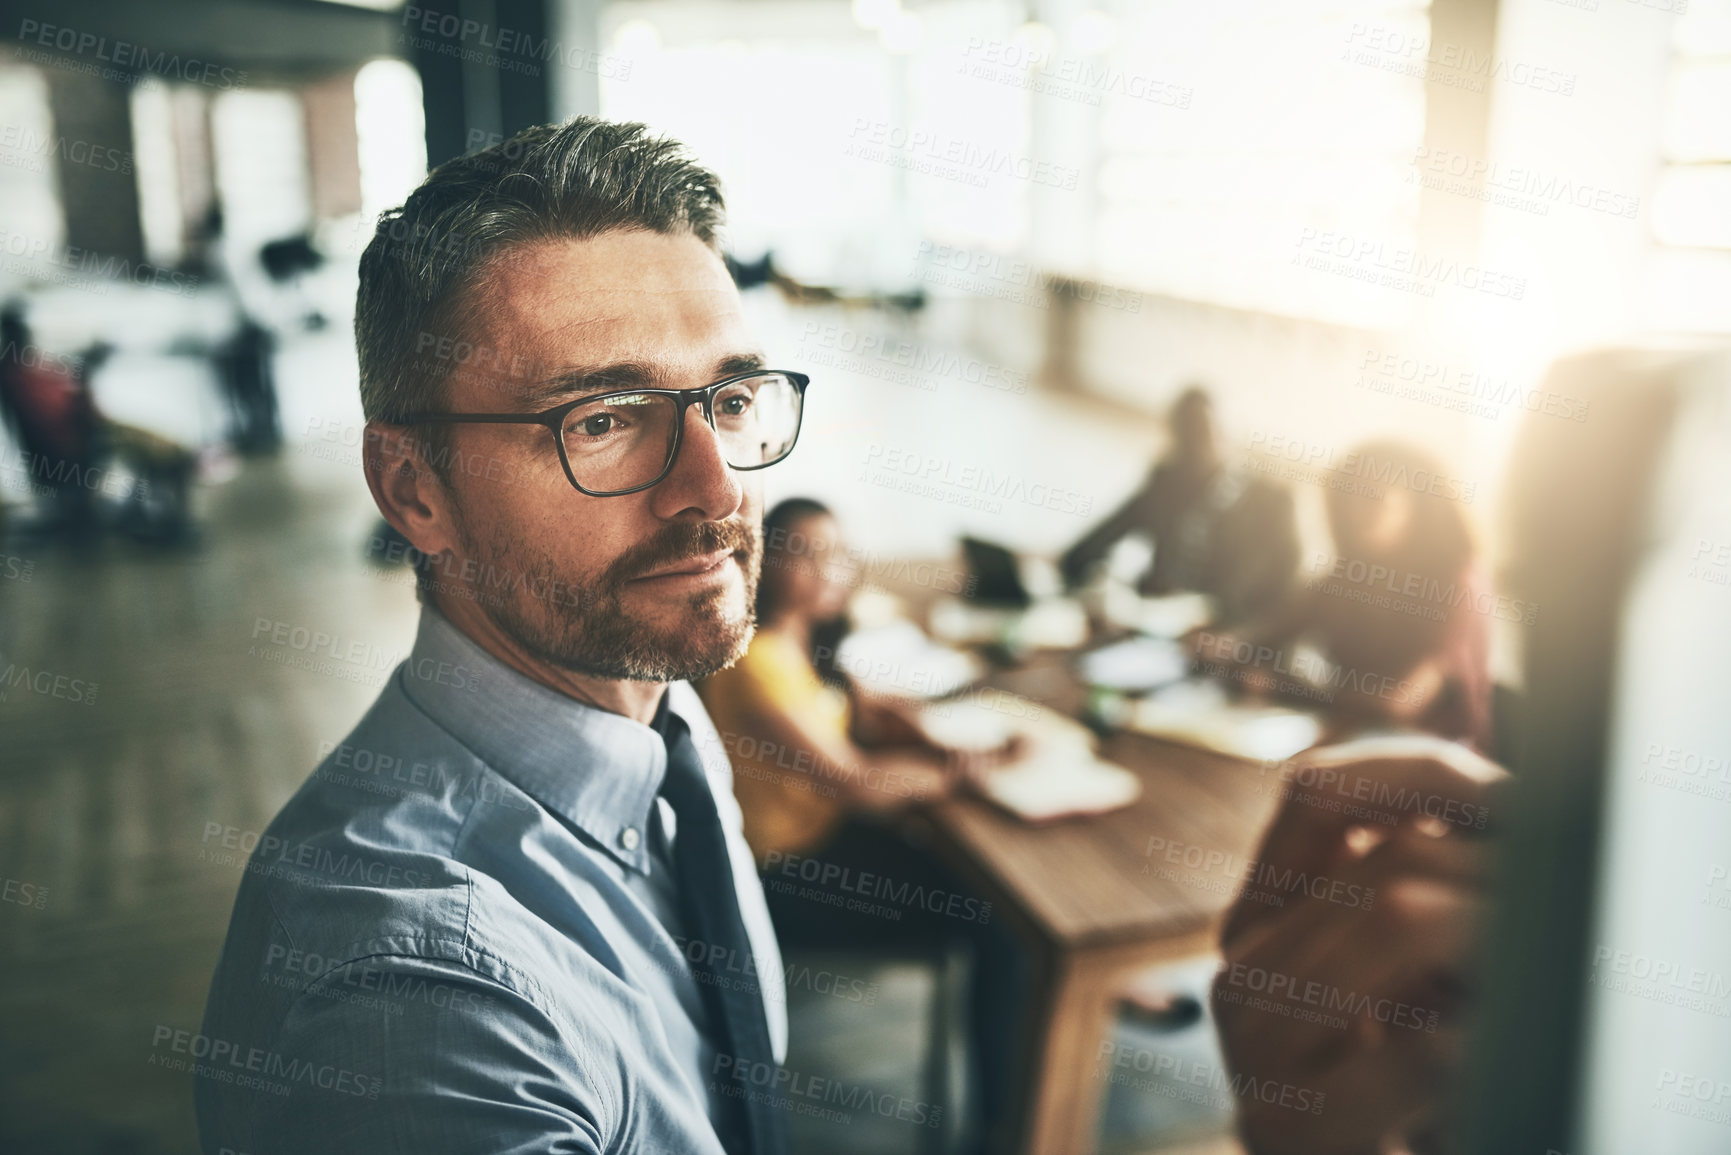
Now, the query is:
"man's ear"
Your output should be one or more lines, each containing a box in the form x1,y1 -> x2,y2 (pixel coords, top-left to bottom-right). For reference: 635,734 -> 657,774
362,421 -> 459,557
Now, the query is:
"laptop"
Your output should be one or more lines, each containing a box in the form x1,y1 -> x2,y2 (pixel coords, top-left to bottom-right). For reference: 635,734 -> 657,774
960,535 -> 1034,608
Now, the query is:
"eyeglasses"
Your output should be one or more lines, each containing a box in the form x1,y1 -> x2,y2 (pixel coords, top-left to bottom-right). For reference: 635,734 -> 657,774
400,369 -> 810,497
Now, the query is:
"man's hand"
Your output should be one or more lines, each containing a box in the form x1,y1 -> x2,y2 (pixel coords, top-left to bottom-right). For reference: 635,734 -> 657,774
1212,737 -> 1506,1155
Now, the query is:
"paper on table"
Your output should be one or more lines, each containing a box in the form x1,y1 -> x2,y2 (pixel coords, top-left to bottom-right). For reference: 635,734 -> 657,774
1076,635 -> 1190,693
835,621 -> 984,699
1098,589 -> 1216,639
974,752 -> 1142,823
915,692 -> 1094,754
927,596 -> 1090,650
1132,593 -> 1215,638
915,693 -> 1138,822
1127,678 -> 1324,762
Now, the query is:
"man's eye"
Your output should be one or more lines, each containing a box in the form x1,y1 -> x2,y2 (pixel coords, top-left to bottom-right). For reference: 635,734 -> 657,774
578,413 -> 617,437
720,395 -> 753,416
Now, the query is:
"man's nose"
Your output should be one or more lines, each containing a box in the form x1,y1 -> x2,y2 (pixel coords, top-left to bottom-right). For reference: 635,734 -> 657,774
649,400 -> 743,521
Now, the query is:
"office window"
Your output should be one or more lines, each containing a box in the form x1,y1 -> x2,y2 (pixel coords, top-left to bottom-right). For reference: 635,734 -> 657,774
599,0 -> 1027,287
1647,2 -> 1731,331
129,80 -> 184,268
354,58 -> 427,229
600,0 -> 1429,323
0,63 -> 66,267
601,2 -> 901,286
211,88 -> 313,250
1093,0 -> 1431,329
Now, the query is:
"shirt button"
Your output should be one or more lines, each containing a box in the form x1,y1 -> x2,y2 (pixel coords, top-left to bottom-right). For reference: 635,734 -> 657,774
618,826 -> 641,852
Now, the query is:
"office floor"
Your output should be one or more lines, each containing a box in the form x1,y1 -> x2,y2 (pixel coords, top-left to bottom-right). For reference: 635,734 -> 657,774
0,453 -> 417,1153
0,304 -> 1219,1154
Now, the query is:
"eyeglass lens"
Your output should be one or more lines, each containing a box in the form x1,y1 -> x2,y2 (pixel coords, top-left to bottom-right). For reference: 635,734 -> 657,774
557,372 -> 802,493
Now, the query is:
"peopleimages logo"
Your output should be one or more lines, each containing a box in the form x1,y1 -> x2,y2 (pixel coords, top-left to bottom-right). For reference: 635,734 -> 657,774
150,1026 -> 381,1099
1246,432 -> 1479,503
761,850 -> 992,924
957,36 -> 1193,110
1193,631 -> 1434,715
199,821 -> 435,890
1293,228 -> 1527,301
1253,754 -> 1492,830
1141,835 -> 1376,911
262,945 -> 498,1016
654,934 -> 881,1006
1354,347 -> 1591,424
1093,1042 -> 1326,1116
0,124 -> 132,175
1342,23 -> 1576,96
248,616 -> 482,693
0,659 -> 99,706
712,1054 -> 943,1128
0,226 -> 199,296
2,874 -> 48,910
1216,962 -> 1441,1032
860,443 -> 1095,516
15,20 -> 248,89
399,7 -> 632,80
1655,1067 -> 1731,1128
1588,944 -> 1731,1017
1305,552 -> 1539,627
845,119 -> 1081,191
798,321 -> 1030,394
1411,146 -> 1640,220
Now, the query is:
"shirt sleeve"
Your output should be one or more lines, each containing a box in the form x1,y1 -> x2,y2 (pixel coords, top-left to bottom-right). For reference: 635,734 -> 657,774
1059,465 -> 1162,587
240,955 -> 611,1155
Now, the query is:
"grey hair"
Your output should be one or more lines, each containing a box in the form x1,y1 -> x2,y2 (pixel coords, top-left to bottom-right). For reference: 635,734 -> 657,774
355,117 -> 727,450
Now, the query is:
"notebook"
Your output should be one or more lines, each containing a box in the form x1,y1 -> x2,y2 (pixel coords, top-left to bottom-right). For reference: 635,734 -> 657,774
1126,678 -> 1324,762
833,621 -> 984,700
916,693 -> 1142,822
1076,635 -> 1191,693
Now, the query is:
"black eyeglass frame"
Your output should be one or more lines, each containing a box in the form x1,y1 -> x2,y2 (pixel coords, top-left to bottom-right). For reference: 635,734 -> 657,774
398,369 -> 811,497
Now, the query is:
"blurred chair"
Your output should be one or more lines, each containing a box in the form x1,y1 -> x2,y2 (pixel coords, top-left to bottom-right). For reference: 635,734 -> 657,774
213,318 -> 281,454
0,302 -> 197,544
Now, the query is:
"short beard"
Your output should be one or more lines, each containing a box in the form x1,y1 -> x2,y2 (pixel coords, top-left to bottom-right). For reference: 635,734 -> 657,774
452,511 -> 761,683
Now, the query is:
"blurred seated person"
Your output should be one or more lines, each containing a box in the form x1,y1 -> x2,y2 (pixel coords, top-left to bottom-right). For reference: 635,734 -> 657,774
0,302 -> 100,532
1196,439 -> 1494,752
1209,353 -> 1714,1154
700,497 -> 1004,867
702,498 -> 1031,1139
0,304 -> 197,544
1060,386 -> 1299,624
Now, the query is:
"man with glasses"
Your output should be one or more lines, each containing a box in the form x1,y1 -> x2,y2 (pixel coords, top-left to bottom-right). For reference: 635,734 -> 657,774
197,119 -> 807,1155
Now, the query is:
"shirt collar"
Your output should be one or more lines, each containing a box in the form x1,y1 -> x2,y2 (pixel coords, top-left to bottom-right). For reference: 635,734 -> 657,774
398,603 -> 673,874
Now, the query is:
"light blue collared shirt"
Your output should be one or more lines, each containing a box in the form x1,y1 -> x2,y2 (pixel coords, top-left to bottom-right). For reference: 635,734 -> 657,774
196,605 -> 786,1154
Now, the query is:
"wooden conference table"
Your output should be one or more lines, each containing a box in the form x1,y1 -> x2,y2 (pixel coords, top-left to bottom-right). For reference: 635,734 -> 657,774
904,649 -> 1283,1155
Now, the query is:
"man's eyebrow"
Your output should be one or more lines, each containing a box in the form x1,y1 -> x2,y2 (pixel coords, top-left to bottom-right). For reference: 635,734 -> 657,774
524,362 -> 657,407
716,352 -> 768,377
525,353 -> 769,407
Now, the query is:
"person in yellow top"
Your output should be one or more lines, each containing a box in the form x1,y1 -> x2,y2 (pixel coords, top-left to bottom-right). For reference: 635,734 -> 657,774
701,498 -> 1033,1147
700,497 -> 978,863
